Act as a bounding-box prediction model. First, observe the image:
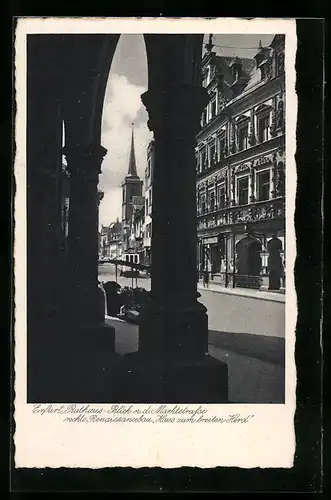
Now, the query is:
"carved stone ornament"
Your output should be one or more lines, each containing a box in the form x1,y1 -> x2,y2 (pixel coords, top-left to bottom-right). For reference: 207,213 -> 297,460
254,154 -> 273,168
230,199 -> 285,224
141,85 -> 209,141
63,144 -> 107,182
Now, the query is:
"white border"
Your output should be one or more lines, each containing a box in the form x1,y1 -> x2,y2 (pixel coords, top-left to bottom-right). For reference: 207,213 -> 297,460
14,18 -> 297,469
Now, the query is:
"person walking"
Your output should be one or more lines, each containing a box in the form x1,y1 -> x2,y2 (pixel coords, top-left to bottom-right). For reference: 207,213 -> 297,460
281,260 -> 286,288
203,269 -> 209,288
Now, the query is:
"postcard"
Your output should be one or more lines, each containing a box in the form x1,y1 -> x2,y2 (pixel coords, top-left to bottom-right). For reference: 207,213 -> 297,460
13,17 -> 297,469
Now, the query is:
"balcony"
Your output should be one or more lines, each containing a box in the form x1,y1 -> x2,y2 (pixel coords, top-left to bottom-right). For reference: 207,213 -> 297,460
197,197 -> 285,231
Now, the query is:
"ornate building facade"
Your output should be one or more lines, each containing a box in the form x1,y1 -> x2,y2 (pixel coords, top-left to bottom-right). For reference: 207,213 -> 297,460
143,140 -> 154,265
128,200 -> 145,262
196,35 -> 286,285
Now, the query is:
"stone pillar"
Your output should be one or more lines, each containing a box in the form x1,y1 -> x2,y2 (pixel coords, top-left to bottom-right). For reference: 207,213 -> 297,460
63,144 -> 107,327
118,84 -> 228,403
249,165 -> 256,203
270,96 -> 277,137
139,84 -> 208,358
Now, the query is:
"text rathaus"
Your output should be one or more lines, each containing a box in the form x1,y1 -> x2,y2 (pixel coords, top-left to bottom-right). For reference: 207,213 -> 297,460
196,35 -> 285,288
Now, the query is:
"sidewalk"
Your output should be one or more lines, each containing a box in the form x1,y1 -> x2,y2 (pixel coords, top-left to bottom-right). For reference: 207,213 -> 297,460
105,316 -> 285,404
198,280 -> 285,303
99,264 -> 285,304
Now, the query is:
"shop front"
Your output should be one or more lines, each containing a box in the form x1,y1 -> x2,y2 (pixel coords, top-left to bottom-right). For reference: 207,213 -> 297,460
198,234 -> 227,277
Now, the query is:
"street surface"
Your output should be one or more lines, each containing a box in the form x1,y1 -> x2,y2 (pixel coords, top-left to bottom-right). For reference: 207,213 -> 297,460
99,263 -> 285,338
105,316 -> 284,403
97,263 -> 286,403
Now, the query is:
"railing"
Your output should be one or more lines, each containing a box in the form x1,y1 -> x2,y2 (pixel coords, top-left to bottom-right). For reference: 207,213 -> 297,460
199,270 -> 285,292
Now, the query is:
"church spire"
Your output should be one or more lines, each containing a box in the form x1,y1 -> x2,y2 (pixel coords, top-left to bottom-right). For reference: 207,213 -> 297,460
127,123 -> 138,177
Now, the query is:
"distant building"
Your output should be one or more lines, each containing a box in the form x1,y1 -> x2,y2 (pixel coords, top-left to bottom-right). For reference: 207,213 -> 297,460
107,219 -> 122,260
196,35 -> 286,285
143,140 -> 154,265
129,201 -> 145,262
99,219 -> 122,260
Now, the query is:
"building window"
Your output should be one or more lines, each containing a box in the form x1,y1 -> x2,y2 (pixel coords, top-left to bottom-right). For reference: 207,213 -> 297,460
257,115 -> 270,143
209,190 -> 216,212
209,141 -> 216,165
210,98 -> 217,119
217,184 -> 226,209
200,194 -> 206,214
238,124 -> 249,151
237,177 -> 249,205
201,149 -> 207,170
256,170 -> 270,201
203,109 -> 208,125
218,135 -> 226,159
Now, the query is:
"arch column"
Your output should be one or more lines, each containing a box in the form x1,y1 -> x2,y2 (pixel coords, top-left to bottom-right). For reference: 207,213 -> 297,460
63,144 -> 107,327
139,84 -> 208,359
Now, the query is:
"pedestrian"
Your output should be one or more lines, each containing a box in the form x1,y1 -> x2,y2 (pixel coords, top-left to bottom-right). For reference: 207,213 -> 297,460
203,269 -> 209,288
281,260 -> 286,288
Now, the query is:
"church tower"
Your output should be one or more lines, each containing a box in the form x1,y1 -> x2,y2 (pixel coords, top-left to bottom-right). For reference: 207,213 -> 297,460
121,124 -> 143,226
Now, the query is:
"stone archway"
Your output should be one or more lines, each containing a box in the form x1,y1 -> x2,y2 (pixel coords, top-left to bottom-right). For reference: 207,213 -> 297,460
267,234 -> 284,290
27,34 -> 228,403
58,34 -> 206,327
235,235 -> 262,289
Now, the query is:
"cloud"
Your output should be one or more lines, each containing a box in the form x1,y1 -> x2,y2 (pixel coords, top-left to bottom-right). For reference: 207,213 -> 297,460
98,73 -> 152,227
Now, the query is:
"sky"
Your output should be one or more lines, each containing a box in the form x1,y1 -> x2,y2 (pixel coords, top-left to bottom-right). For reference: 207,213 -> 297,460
98,33 -> 274,227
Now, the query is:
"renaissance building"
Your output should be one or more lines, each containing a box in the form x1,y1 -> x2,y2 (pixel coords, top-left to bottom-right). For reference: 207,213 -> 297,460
143,140 -> 154,266
196,35 -> 286,286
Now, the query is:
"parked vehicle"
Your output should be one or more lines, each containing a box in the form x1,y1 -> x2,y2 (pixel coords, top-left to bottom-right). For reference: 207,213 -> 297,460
119,253 -> 140,277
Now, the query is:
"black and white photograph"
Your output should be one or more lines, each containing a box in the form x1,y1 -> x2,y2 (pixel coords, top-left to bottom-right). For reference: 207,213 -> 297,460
27,32 -> 287,404
14,18 -> 297,469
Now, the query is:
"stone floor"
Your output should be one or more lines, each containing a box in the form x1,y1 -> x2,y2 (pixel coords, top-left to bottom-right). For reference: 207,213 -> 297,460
27,315 -> 285,404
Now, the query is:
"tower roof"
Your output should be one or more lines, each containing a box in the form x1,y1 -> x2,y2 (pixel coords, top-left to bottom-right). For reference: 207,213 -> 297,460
126,123 -> 138,178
